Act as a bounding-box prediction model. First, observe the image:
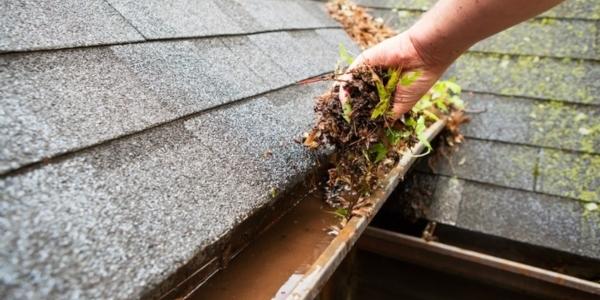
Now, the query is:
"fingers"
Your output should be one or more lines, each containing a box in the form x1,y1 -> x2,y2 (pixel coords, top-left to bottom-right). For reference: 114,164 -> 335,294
350,42 -> 390,70
339,40 -> 395,104
389,77 -> 431,119
390,95 -> 420,119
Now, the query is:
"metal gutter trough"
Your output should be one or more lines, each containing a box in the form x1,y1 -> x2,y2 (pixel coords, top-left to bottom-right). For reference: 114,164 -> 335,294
276,119 -> 448,299
170,116 -> 600,299
188,119 -> 447,299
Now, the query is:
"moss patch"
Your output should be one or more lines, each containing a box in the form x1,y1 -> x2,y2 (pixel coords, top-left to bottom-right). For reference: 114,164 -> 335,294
529,100 -> 600,153
538,149 -> 600,203
449,53 -> 596,104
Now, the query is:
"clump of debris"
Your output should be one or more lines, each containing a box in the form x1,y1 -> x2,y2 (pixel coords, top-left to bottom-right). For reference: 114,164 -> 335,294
302,0 -> 468,217
303,63 -> 463,214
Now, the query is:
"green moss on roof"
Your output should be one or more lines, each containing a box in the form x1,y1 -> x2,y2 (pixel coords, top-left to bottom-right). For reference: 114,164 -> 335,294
387,0 -> 600,20
529,101 -> 600,153
384,9 -> 597,59
538,149 -> 600,203
474,18 -> 596,59
448,53 -> 597,104
542,0 -> 600,20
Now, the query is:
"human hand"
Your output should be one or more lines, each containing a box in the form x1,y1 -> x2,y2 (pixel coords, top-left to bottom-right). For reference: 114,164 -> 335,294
340,31 -> 452,119
339,0 -> 565,120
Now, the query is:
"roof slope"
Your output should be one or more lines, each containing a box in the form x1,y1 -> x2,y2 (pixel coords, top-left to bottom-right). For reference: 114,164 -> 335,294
0,1 -> 359,299
361,0 -> 600,259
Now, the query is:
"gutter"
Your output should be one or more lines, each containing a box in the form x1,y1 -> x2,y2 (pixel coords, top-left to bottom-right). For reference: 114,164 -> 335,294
276,119 -> 447,299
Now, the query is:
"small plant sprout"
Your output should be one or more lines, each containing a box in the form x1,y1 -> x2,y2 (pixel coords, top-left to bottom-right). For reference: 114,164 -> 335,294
415,115 -> 432,153
333,207 -> 350,219
400,70 -> 421,86
369,143 -> 388,163
413,79 -> 465,120
371,68 -> 401,119
338,43 -> 355,66
386,128 -> 409,146
342,98 -> 353,123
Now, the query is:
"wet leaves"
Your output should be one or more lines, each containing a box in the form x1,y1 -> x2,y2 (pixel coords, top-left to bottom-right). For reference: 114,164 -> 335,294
302,64 -> 468,217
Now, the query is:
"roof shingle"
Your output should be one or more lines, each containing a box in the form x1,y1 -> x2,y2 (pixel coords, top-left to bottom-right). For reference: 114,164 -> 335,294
0,1 -> 359,298
0,0 -> 144,52
0,83 -> 327,300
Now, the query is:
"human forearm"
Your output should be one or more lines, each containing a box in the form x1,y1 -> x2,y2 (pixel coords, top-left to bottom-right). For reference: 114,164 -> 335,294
408,0 -> 564,66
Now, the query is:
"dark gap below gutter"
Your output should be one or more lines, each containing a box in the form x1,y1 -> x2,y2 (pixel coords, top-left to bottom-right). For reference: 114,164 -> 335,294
370,204 -> 600,281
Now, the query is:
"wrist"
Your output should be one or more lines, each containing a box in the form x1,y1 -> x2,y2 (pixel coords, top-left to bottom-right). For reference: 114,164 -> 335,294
406,19 -> 470,70
407,29 -> 461,70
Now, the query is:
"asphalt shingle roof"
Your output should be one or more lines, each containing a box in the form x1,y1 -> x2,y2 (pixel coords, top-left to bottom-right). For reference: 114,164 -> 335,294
0,1 -> 359,299
2,0 -> 597,298
364,0 -> 600,259
0,0 -> 145,52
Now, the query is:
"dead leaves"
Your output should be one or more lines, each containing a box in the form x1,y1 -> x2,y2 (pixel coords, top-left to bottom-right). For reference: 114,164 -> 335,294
327,0 -> 396,49
445,110 -> 470,146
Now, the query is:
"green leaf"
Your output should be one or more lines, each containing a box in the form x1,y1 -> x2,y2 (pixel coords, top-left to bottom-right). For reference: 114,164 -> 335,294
385,68 -> 401,94
342,99 -> 352,123
415,115 -> 426,134
415,116 -> 432,151
371,99 -> 389,119
445,81 -> 461,94
434,98 -> 449,112
430,80 -> 465,110
369,143 -> 388,163
386,128 -> 401,146
412,95 -> 432,113
371,80 -> 390,119
405,116 -> 417,128
431,82 -> 446,98
449,95 -> 464,109
386,128 -> 410,146
338,43 -> 354,65
400,70 -> 422,86
334,207 -> 349,218
422,110 -> 440,121
370,69 -> 404,120
375,78 -> 388,101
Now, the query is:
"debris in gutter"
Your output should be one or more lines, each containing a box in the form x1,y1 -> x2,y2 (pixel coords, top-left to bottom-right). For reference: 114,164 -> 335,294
302,0 -> 468,219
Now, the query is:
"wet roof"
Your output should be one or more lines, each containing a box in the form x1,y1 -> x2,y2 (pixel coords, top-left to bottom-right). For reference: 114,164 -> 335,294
361,0 -> 600,259
0,1 -> 360,299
